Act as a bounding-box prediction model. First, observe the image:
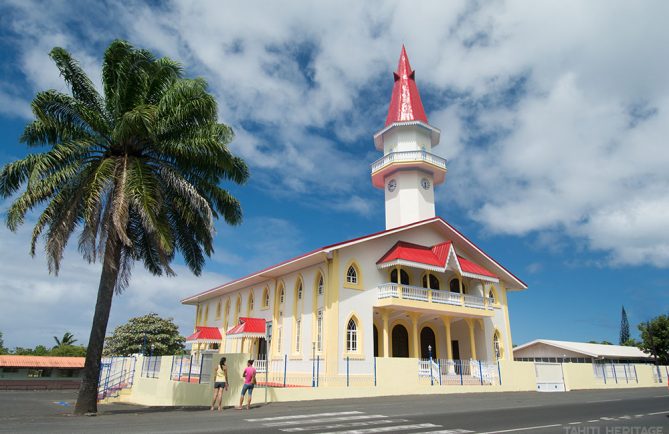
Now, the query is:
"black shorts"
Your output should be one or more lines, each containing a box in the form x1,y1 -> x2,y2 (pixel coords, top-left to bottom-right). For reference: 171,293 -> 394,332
214,381 -> 226,389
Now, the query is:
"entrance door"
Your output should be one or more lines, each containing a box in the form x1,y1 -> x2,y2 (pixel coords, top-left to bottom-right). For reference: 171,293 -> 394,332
392,325 -> 409,357
257,338 -> 267,360
420,327 -> 436,359
451,341 -> 460,360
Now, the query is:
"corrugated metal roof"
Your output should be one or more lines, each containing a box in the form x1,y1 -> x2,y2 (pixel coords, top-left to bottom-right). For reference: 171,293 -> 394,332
513,339 -> 651,359
0,355 -> 85,368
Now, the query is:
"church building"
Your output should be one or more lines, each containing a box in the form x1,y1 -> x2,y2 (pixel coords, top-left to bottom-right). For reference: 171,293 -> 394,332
181,46 -> 527,378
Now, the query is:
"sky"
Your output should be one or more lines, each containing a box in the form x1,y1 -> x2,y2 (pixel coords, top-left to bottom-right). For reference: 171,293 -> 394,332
1,0 -> 668,350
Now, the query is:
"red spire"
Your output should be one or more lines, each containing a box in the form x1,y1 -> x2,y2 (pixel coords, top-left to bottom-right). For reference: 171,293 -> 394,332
384,45 -> 428,126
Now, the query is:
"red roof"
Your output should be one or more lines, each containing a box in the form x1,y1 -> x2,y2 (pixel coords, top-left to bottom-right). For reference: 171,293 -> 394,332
0,355 -> 84,368
457,256 -> 497,278
185,326 -> 222,343
385,45 -> 428,126
227,317 -> 266,339
377,241 -> 442,267
377,240 -> 497,279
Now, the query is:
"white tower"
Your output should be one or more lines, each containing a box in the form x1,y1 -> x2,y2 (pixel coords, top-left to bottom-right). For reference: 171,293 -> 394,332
371,46 -> 447,230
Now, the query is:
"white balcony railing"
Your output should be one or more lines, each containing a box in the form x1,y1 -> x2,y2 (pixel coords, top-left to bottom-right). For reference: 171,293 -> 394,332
370,150 -> 447,173
377,283 -> 493,311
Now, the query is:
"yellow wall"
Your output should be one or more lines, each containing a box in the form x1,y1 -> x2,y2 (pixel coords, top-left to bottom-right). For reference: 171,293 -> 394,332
562,363 -> 665,391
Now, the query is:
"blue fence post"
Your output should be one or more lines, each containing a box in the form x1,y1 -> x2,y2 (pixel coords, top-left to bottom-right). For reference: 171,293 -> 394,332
373,357 -> 377,387
437,359 -> 442,386
623,364 -> 628,383
316,355 -> 320,387
104,364 -> 111,397
178,355 -> 184,382
346,356 -> 350,387
459,360 -> 463,385
497,360 -> 502,385
478,360 -> 483,385
602,364 -> 607,384
283,354 -> 287,387
633,365 -> 638,383
170,356 -> 175,381
612,364 -> 618,384
120,358 -> 126,385
187,355 -> 193,383
312,352 -> 315,388
199,355 -> 205,384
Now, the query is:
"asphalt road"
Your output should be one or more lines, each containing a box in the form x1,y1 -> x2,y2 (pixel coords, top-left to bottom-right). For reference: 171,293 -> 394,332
0,387 -> 667,433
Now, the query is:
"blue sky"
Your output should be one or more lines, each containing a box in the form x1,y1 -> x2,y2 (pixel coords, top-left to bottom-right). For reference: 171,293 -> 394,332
1,0 -> 668,349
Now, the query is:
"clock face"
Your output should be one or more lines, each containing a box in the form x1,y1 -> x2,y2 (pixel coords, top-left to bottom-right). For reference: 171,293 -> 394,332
387,179 -> 397,192
421,178 -> 431,190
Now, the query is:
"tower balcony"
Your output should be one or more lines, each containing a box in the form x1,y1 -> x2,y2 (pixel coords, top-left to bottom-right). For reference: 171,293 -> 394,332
371,151 -> 447,188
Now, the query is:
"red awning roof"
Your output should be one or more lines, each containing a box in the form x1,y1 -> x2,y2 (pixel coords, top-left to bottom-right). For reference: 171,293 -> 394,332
457,255 -> 497,278
185,326 -> 222,344
226,317 -> 266,339
0,355 -> 84,368
377,240 -> 497,281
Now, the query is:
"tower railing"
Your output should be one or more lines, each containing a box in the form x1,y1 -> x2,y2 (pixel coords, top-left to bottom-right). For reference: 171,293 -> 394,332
370,150 -> 446,173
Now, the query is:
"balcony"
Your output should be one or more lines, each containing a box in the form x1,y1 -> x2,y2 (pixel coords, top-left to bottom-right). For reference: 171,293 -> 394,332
376,283 -> 495,316
370,151 -> 447,188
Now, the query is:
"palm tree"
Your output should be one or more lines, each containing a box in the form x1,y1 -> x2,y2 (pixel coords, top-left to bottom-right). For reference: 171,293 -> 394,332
53,332 -> 77,347
0,40 -> 248,414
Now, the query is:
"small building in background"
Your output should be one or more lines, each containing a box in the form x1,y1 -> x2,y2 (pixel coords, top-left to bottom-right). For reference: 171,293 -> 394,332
513,339 -> 652,364
0,355 -> 84,390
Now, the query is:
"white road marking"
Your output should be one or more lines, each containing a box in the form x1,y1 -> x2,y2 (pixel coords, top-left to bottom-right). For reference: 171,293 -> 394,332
647,410 -> 669,416
317,423 -> 441,434
411,430 -> 474,434
567,422 -> 582,425
246,411 -> 363,422
280,419 -> 409,432
587,420 -> 599,422
266,414 -> 387,427
653,395 -> 668,398
619,416 -> 631,419
475,424 -> 561,434
586,399 -> 621,403
600,417 -> 616,421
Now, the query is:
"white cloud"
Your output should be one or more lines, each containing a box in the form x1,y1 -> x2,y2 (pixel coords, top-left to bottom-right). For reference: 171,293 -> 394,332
2,0 -> 669,269
0,223 -> 229,349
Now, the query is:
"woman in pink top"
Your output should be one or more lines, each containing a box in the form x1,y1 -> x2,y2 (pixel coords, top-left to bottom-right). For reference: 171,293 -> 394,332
237,359 -> 256,410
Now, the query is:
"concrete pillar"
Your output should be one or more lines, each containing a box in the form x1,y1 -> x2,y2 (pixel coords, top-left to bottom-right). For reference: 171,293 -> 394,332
382,310 -> 390,358
467,319 -> 477,360
410,313 -> 420,358
442,317 -> 453,360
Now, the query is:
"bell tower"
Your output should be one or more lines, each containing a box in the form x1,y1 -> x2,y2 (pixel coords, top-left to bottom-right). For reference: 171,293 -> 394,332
371,46 -> 447,229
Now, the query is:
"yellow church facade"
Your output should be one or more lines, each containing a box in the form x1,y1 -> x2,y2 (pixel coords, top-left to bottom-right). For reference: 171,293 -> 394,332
181,46 -> 527,380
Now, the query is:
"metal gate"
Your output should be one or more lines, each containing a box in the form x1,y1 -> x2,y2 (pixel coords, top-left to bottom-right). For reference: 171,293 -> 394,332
534,362 -> 565,392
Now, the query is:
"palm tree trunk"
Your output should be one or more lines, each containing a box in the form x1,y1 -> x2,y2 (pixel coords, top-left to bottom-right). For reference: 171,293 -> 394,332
74,235 -> 121,415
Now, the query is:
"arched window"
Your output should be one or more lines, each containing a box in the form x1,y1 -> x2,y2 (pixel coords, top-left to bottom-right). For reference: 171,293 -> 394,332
487,287 -> 497,303
346,266 -> 358,284
317,274 -> 324,296
449,278 -> 466,293
248,291 -> 254,313
493,331 -> 503,359
297,282 -> 303,300
223,299 -> 230,328
234,296 -> 241,323
295,319 -> 301,353
422,273 -> 440,290
215,299 -> 222,319
204,304 -> 209,323
390,268 -> 410,285
196,305 -> 201,325
346,318 -> 358,352
262,287 -> 270,308
279,286 -> 285,304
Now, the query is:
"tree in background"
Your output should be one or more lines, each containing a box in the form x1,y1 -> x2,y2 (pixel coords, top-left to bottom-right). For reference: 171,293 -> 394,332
588,340 -> 613,345
53,332 -> 78,348
103,313 -> 184,357
619,306 -> 630,345
638,314 -> 669,364
50,345 -> 87,357
0,332 -> 7,354
0,40 -> 248,414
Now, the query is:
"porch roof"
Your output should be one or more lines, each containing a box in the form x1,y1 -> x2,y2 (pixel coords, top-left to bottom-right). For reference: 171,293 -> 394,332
226,317 -> 266,339
377,240 -> 498,282
185,326 -> 222,344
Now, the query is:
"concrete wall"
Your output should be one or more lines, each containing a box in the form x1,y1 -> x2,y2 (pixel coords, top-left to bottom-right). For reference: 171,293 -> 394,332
562,363 -> 666,391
